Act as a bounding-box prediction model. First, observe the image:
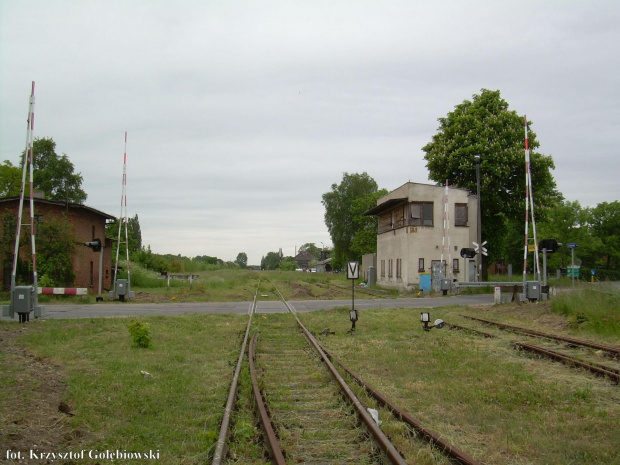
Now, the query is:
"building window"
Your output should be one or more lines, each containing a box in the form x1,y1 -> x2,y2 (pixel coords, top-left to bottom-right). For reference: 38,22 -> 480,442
378,212 -> 392,234
396,258 -> 402,278
92,225 -> 96,240
453,258 -> 460,272
90,261 -> 94,287
455,203 -> 468,227
410,202 -> 433,226
392,206 -> 405,229
380,260 -> 385,278
388,259 -> 393,278
418,258 -> 425,272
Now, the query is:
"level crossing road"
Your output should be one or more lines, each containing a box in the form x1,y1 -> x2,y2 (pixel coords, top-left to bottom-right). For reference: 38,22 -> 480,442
1,294 -> 494,320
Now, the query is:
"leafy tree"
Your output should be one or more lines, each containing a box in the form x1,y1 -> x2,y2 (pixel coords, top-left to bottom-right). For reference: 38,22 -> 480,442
106,214 -> 142,257
132,245 -> 169,274
261,252 -> 281,270
24,138 -> 87,203
422,89 -> 560,273
536,200 -> 599,271
235,252 -> 248,269
279,257 -> 297,271
350,189 -> 388,259
322,172 -> 384,268
36,216 -> 77,286
0,160 -> 21,197
299,243 -> 321,259
586,201 -> 620,269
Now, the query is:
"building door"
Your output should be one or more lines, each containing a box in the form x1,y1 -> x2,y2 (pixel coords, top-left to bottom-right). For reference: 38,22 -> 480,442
468,260 -> 477,282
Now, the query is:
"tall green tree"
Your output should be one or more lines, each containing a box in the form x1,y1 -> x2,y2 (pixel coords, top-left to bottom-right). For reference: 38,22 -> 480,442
586,201 -> 620,269
106,214 -> 142,257
322,172 -> 384,268
23,138 -> 87,203
350,189 -> 388,259
536,200 -> 599,271
261,251 -> 281,270
36,216 -> 77,286
0,160 -> 21,197
422,89 -> 560,270
235,252 -> 248,268
299,243 -> 321,258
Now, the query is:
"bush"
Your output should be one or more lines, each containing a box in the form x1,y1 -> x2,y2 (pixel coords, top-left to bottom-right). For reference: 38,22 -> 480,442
127,321 -> 152,348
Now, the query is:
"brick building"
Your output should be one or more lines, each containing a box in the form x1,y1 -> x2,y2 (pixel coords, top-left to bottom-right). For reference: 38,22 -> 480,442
0,193 -> 115,292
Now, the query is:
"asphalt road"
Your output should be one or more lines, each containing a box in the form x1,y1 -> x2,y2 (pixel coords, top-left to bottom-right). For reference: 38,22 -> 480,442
2,294 -> 494,320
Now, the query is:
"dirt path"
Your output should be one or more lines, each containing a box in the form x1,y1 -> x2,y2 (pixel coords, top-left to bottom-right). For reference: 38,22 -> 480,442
0,324 -> 91,464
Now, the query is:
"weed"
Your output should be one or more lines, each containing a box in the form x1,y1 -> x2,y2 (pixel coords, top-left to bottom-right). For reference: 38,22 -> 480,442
127,321 -> 152,348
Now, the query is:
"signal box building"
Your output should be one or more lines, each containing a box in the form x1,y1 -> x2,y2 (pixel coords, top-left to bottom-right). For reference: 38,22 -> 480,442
0,193 -> 115,292
364,182 -> 479,291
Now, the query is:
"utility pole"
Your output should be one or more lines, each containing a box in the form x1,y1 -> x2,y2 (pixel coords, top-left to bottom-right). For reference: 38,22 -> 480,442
474,155 -> 481,281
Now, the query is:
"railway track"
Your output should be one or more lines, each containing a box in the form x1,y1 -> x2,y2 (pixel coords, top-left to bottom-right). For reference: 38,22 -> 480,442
461,315 -> 620,358
455,315 -> 620,384
213,279 -> 482,464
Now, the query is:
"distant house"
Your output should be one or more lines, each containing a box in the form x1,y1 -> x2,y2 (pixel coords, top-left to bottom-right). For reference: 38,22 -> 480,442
364,182 -> 479,291
292,251 -> 316,270
315,258 -> 332,273
0,193 -> 115,292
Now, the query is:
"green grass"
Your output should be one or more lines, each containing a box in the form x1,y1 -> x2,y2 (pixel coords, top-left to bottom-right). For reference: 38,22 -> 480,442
551,284 -> 620,338
2,274 -> 619,464
3,314 -> 249,464
296,304 -> 620,465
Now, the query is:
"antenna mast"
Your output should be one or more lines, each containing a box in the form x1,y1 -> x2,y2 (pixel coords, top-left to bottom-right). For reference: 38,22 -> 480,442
11,82 -> 38,296
522,116 -> 541,287
112,132 -> 132,299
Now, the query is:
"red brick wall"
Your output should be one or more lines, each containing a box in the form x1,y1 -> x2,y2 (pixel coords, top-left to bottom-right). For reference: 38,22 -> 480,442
0,199 -> 113,293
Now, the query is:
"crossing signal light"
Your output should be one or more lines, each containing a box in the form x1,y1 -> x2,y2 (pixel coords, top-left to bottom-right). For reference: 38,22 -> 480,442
460,248 -> 476,258
85,238 -> 102,252
539,239 -> 559,253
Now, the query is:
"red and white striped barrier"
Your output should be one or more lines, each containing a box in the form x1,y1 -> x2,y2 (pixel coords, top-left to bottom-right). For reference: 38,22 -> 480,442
37,287 -> 88,296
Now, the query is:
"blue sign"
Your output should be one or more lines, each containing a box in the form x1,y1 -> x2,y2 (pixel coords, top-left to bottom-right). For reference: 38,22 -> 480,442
591,269 -> 595,276
567,243 -> 578,249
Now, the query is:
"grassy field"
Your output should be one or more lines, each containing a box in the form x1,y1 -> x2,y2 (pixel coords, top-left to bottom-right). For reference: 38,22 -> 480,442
1,278 -> 618,464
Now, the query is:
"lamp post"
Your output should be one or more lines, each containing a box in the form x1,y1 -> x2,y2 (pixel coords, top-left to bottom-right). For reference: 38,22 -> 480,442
474,155 -> 482,282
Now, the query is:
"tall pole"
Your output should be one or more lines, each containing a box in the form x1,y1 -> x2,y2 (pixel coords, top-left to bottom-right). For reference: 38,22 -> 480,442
113,132 -> 130,298
11,82 -> 37,297
440,180 -> 452,282
475,155 -> 481,282
522,115 -> 541,287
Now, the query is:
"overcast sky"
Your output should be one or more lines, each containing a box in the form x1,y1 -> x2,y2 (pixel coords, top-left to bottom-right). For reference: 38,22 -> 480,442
1,1 -> 618,265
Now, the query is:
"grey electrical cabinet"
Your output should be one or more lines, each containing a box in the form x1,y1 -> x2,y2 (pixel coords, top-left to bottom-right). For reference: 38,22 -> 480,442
13,286 -> 35,313
108,279 -> 134,301
526,281 -> 542,301
2,286 -> 43,321
116,279 -> 128,296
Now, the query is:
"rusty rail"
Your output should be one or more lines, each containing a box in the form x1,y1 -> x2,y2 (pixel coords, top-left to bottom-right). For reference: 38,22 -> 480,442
515,341 -> 619,384
248,332 -> 287,465
446,322 -> 496,339
269,279 -> 408,465
211,281 -> 259,465
462,315 -> 620,357
321,346 -> 481,465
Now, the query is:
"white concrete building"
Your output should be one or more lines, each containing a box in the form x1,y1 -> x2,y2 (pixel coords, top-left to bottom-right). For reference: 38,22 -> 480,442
365,182 -> 479,291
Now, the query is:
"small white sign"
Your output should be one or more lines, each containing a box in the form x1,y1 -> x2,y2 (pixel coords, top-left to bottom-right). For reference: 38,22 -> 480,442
347,261 -> 360,280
